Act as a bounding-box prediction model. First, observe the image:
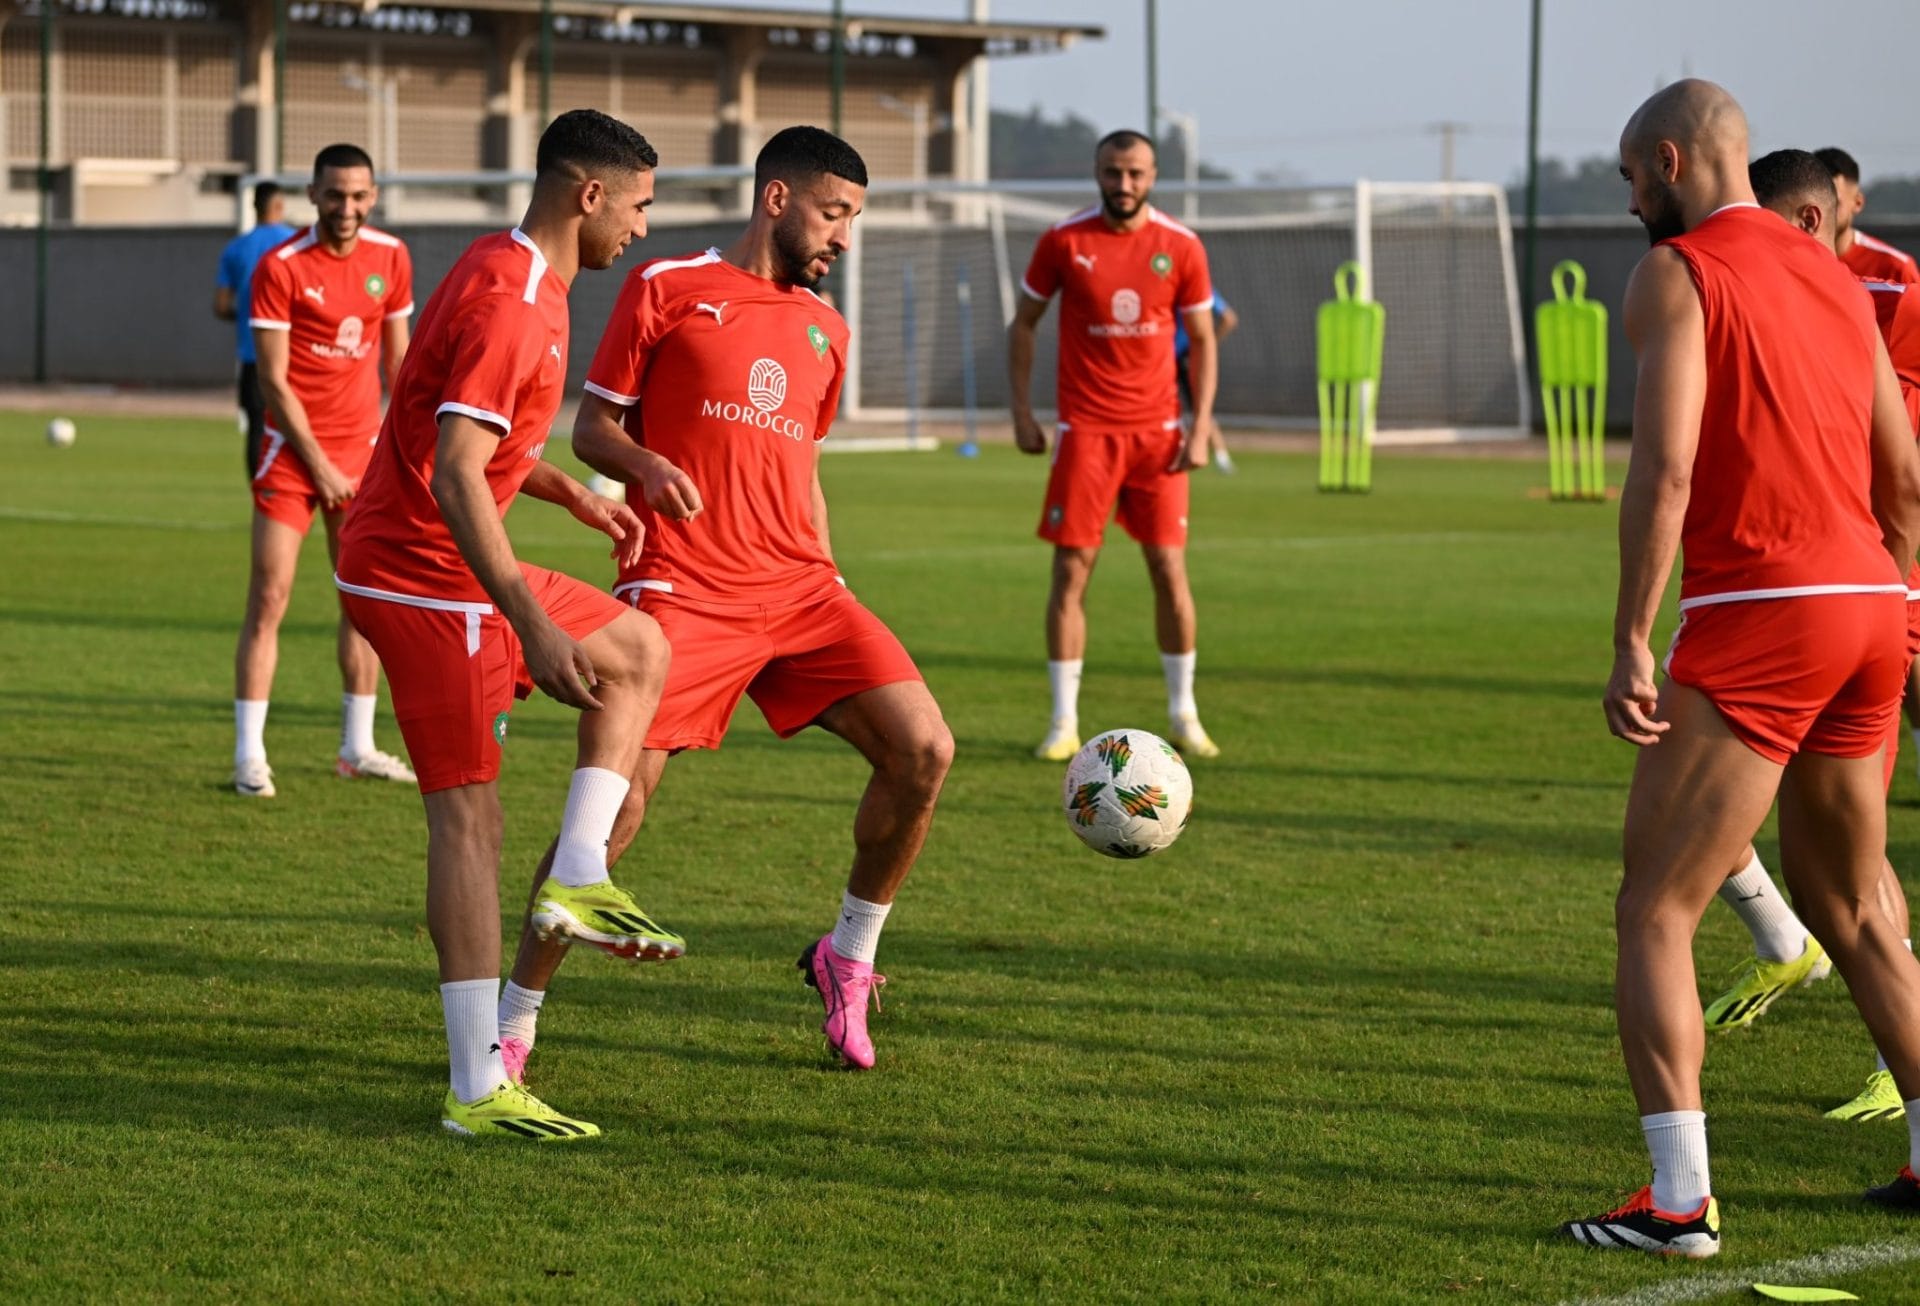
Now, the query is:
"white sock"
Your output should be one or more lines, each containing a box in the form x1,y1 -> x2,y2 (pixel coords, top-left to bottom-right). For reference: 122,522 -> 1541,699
1048,659 -> 1082,727
830,892 -> 892,964
550,766 -> 629,888
234,699 -> 269,766
1717,854 -> 1807,963
1875,939 -> 1914,1073
340,693 -> 377,760
1162,650 -> 1197,720
1642,1109 -> 1711,1211
498,979 -> 545,1046
441,978 -> 506,1104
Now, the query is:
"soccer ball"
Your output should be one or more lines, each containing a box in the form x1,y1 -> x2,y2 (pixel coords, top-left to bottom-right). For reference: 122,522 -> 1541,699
45,417 -> 76,447
1061,728 -> 1194,859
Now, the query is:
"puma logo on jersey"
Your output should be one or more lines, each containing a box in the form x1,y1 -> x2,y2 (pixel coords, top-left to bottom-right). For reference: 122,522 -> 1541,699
1072,254 -> 1097,272
695,301 -> 727,325
548,343 -> 563,366
302,285 -> 326,305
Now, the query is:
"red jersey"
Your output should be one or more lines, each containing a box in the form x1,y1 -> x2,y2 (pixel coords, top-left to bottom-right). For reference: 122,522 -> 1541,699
249,225 -> 413,446
1843,229 -> 1920,287
584,249 -> 850,606
1020,204 -> 1213,435
336,229 -> 571,603
1865,279 -> 1920,433
1661,204 -> 1901,607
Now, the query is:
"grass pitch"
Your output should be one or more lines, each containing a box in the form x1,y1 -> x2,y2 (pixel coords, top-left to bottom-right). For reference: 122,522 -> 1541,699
3,412 -> 1918,1303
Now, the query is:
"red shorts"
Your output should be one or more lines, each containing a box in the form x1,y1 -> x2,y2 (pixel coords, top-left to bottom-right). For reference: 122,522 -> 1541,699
252,424 -> 379,534
624,583 -> 922,751
340,563 -> 628,793
1038,426 -> 1190,549
1664,592 -> 1908,765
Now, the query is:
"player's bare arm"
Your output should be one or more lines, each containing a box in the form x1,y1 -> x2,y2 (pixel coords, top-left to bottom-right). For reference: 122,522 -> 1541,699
1867,333 -> 1920,568
1007,294 -> 1051,454
214,287 -> 237,322
381,316 -> 411,396
253,325 -> 353,508
1605,245 -> 1706,747
431,412 -> 602,711
520,457 -> 647,571
1171,305 -> 1218,472
1216,303 -> 1240,343
572,392 -> 703,520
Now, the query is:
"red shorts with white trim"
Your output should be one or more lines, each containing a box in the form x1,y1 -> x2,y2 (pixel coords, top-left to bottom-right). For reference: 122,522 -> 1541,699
1038,426 -> 1190,549
340,563 -> 627,793
1664,592 -> 1908,765
252,425 -> 379,534
623,583 -> 922,752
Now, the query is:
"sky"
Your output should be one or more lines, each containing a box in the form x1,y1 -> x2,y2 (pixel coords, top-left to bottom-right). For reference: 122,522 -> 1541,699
705,0 -> 1920,187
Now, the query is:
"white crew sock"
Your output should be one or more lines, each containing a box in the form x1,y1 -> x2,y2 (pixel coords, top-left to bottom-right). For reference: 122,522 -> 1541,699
830,892 -> 892,964
1717,854 -> 1807,963
1642,1109 -> 1711,1211
234,699 -> 269,766
341,693 -> 377,760
498,979 -> 545,1046
550,766 -> 630,888
441,978 -> 506,1104
1048,659 -> 1083,727
1875,938 -> 1914,1074
1162,650 -> 1198,721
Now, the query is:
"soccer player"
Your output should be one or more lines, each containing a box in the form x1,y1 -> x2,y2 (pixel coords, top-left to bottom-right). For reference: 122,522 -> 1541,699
497,125 -> 954,1078
1694,150 -> 1920,1127
236,144 -> 414,797
214,181 -> 296,479
1561,82 -> 1920,1257
1817,147 -> 1920,286
1008,129 -> 1221,763
334,109 -> 674,1141
1177,289 -> 1239,473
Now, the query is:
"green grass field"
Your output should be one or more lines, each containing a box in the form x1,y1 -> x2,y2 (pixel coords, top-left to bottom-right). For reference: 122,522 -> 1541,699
4,411 -> 1919,1303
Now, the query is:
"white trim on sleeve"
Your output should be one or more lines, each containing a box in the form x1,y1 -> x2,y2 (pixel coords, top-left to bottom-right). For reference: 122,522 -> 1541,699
583,380 -> 639,407
1019,277 -> 1051,302
383,304 -> 414,320
435,401 -> 511,434
1179,297 -> 1217,314
250,318 -> 291,330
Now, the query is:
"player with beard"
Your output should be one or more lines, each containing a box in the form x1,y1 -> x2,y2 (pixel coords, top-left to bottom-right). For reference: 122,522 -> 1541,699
1008,129 -> 1221,763
493,126 -> 954,1077
1562,82 -> 1920,1256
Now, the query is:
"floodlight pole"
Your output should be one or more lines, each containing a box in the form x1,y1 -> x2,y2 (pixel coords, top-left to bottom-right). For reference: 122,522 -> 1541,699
1144,0 -> 1158,136
829,0 -> 845,137
1522,0 -> 1542,331
538,0 -> 553,124
273,0 -> 286,171
34,0 -> 52,383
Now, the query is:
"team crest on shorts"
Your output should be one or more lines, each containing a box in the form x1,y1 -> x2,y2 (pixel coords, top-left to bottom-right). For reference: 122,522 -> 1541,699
492,711 -> 510,744
807,324 -> 829,359
1047,504 -> 1064,527
1150,252 -> 1173,278
364,273 -> 387,298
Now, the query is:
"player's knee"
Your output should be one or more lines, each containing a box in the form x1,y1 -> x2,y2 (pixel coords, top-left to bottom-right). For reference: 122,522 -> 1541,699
888,713 -> 954,799
245,574 -> 294,626
1612,877 -> 1694,937
596,609 -> 670,686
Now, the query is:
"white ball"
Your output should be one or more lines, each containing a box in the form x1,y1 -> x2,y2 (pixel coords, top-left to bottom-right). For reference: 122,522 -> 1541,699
585,473 -> 626,503
45,417 -> 76,447
1061,728 -> 1194,858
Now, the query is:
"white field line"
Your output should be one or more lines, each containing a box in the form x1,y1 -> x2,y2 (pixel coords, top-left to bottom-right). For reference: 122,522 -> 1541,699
1558,1236 -> 1920,1306
0,505 -> 244,532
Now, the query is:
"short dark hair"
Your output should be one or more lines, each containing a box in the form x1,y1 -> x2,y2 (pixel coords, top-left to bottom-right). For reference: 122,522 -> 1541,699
252,180 -> 282,217
1096,129 -> 1155,159
312,143 -> 375,180
1815,147 -> 1861,183
536,109 -> 658,179
1751,149 -> 1839,212
753,125 -> 867,196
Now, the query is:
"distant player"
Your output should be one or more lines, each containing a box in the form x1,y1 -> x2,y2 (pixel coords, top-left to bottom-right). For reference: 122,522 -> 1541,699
1694,150 -> 1920,1127
1562,83 -> 1920,1257
1176,289 -> 1238,473
334,109 -> 673,1141
1817,147 -> 1920,286
1009,129 -> 1221,763
497,126 -> 953,1078
237,144 -> 414,797
214,180 -> 296,478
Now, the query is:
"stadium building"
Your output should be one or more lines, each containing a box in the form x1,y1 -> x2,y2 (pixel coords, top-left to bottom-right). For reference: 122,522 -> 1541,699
0,0 -> 1101,225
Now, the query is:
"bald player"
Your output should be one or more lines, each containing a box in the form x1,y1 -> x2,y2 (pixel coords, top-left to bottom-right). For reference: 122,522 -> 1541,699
1817,147 -> 1920,287
1562,82 -> 1920,1258
1693,151 -> 1920,1131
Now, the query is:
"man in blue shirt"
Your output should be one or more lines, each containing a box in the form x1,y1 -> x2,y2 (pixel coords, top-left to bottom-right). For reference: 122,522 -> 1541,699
214,182 -> 297,477
1176,289 -> 1239,472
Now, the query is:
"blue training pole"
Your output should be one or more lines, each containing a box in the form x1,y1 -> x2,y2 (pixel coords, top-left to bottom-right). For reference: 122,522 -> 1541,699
957,265 -> 979,457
